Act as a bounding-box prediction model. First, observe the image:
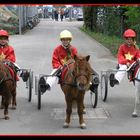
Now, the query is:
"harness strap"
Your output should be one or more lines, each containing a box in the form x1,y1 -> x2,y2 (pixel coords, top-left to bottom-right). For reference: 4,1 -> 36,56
0,75 -> 5,85
61,82 -> 77,87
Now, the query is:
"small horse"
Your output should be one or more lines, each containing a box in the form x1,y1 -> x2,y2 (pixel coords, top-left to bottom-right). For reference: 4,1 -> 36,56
0,61 -> 17,119
60,55 -> 94,128
127,60 -> 140,117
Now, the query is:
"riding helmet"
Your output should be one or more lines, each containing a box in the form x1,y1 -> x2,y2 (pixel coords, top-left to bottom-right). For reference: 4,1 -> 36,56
60,30 -> 73,40
0,29 -> 9,38
123,29 -> 136,38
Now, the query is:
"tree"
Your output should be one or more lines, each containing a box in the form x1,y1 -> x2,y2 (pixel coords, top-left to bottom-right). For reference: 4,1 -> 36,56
83,6 -> 97,31
122,6 -> 140,42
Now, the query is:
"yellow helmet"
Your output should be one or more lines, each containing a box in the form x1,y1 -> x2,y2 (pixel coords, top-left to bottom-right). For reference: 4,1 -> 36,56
60,30 -> 73,40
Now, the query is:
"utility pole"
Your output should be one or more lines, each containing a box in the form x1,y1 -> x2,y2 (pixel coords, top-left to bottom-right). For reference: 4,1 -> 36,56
18,6 -> 22,35
69,6 -> 72,21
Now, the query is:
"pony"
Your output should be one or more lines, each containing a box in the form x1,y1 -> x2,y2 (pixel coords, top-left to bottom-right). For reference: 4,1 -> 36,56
127,60 -> 140,117
60,55 -> 94,129
0,61 -> 17,119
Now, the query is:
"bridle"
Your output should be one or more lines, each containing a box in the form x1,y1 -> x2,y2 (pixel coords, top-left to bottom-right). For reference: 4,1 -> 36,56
61,60 -> 90,90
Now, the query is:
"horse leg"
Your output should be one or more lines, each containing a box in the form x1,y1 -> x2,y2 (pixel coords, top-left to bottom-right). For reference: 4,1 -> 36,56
4,96 -> 11,120
132,81 -> 140,117
0,96 -> 5,109
83,104 -> 86,114
77,94 -> 86,129
4,102 -> 10,120
11,89 -> 16,109
63,96 -> 72,128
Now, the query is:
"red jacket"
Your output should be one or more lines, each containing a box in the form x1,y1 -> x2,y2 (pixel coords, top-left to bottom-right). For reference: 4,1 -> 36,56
118,43 -> 140,65
0,45 -> 19,80
52,45 -> 78,69
0,45 -> 16,62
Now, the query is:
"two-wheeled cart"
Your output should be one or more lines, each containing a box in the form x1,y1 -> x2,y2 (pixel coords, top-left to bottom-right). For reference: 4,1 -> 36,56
100,62 -> 136,102
35,69 -> 99,110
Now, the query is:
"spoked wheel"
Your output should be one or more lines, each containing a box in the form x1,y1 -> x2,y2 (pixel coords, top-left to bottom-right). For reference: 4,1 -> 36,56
90,88 -> 98,108
35,75 -> 42,110
38,87 -> 41,110
101,74 -> 108,102
26,70 -> 33,102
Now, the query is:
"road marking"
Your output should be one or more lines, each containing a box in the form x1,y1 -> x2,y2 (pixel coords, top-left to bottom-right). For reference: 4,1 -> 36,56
51,107 -> 110,120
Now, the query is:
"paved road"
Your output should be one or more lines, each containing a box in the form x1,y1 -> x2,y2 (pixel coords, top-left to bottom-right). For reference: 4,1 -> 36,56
0,19 -> 139,135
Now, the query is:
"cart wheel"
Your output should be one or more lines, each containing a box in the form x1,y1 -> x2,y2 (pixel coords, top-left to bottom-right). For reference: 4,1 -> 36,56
26,70 -> 33,102
90,87 -> 98,108
101,74 -> 108,102
35,75 -> 41,110
38,87 -> 41,110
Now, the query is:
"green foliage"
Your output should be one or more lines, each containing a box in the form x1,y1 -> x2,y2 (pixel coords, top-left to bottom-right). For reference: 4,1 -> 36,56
83,6 -> 98,31
80,26 -> 123,56
83,6 -> 93,30
122,6 -> 140,43
83,6 -> 140,56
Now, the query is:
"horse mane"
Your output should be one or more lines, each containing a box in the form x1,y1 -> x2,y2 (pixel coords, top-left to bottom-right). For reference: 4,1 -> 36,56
0,61 -> 12,80
0,61 -> 5,71
0,61 -> 7,79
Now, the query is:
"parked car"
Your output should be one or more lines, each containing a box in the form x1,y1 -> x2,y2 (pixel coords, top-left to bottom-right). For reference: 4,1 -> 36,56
76,12 -> 83,21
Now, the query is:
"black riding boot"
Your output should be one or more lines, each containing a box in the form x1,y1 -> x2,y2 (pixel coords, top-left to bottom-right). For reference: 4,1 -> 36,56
39,77 -> 50,93
109,73 -> 119,87
20,70 -> 30,82
90,74 -> 99,93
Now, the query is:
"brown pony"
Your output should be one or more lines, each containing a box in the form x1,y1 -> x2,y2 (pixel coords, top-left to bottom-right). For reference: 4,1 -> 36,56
0,61 -> 17,119
60,55 -> 94,129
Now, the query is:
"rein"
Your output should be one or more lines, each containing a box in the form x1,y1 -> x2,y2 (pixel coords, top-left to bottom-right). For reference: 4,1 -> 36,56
0,75 -> 5,85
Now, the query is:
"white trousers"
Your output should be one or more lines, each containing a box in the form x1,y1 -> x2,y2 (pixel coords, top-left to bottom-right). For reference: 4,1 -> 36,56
13,62 -> 20,69
46,68 -> 59,88
13,62 -> 22,76
115,64 -> 127,83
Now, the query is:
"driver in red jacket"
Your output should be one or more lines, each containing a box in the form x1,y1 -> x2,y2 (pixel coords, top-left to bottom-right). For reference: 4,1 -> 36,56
39,30 -> 99,94
39,30 -> 78,92
110,29 -> 140,87
0,29 -> 27,81
0,30 -> 16,63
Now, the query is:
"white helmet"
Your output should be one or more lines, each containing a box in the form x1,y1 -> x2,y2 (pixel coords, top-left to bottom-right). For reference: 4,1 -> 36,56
60,30 -> 73,40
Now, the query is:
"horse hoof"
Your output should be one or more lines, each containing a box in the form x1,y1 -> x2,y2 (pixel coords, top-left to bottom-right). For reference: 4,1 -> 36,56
4,116 -> 10,120
80,123 -> 86,129
0,106 -> 4,109
63,122 -> 69,128
132,113 -> 138,117
11,106 -> 16,110
83,109 -> 86,114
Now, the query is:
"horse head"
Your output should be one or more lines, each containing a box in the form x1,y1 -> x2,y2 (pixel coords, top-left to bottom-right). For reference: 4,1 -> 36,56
72,55 -> 94,91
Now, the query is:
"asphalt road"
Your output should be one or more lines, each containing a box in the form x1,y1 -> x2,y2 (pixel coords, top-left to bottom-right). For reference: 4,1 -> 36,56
0,18 -> 139,136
